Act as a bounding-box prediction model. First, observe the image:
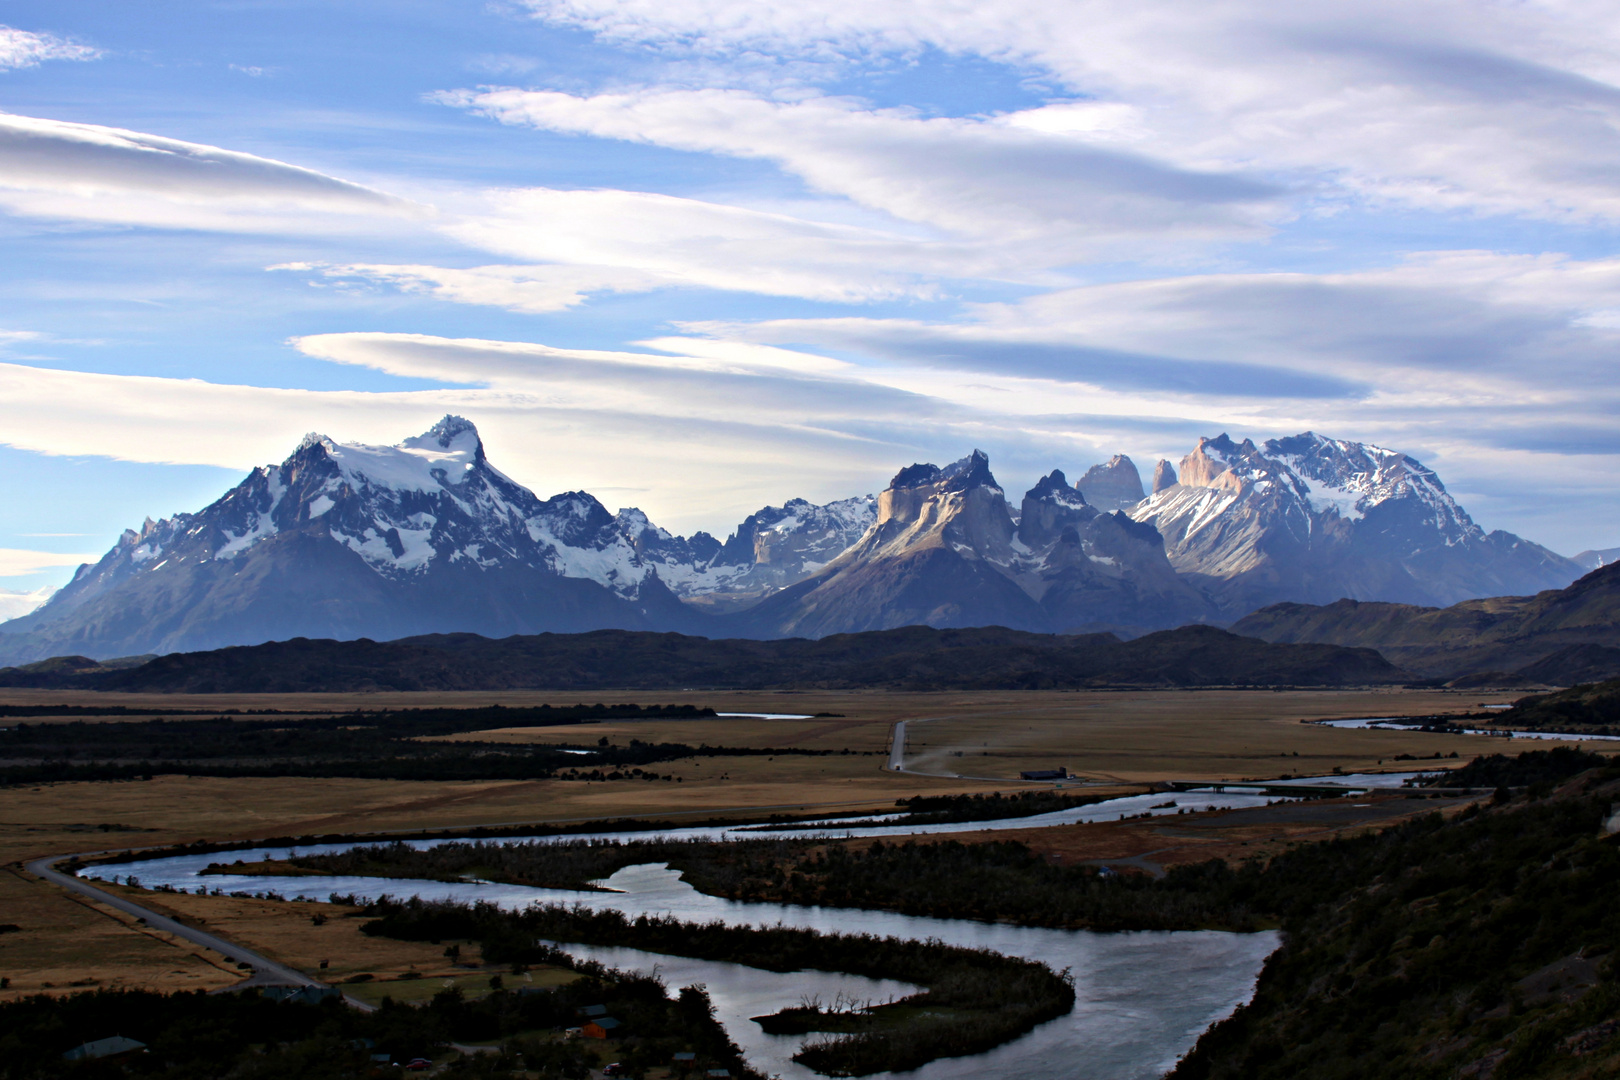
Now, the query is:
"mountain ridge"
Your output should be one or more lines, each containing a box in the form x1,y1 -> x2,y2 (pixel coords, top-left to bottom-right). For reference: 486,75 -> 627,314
0,624 -> 1409,693
1230,562 -> 1620,680
1,418 -> 1586,663
1127,431 -> 1582,616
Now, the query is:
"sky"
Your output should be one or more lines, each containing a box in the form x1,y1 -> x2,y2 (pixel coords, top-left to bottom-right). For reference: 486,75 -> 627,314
3,0 -> 1620,593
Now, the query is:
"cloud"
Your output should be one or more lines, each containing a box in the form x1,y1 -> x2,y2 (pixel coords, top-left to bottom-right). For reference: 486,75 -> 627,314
712,251 -> 1620,385
442,186 -> 958,301
273,262 -> 671,313
0,548 -> 99,576
0,26 -> 99,70
440,86 -> 1281,246
288,331 -> 936,426
0,341 -> 963,533
511,0 -> 1620,223
0,112 -> 419,232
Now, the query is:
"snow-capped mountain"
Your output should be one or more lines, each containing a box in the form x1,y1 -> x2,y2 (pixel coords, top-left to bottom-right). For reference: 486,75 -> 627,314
1127,432 -> 1584,616
0,417 -> 870,664
732,451 -> 1212,637
0,586 -> 55,623
0,420 -> 1588,663
1573,546 -> 1620,571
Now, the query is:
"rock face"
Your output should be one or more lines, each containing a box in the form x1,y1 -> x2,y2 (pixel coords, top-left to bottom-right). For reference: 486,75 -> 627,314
1132,432 -> 1585,618
1151,459 -> 1178,493
1076,455 -> 1146,511
732,453 -> 1213,636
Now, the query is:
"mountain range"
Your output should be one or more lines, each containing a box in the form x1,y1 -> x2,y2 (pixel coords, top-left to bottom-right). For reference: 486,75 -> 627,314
0,416 -> 1592,664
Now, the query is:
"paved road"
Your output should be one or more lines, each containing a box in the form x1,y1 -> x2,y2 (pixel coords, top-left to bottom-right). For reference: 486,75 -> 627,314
888,719 -> 911,771
25,854 -> 321,991
885,717 -> 1106,785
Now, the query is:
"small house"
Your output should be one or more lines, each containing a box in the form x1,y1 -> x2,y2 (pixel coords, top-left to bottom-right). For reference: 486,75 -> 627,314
577,1003 -> 608,1018
263,984 -> 341,1005
705,1070 -> 731,1079
1019,767 -> 1067,781
581,1017 -> 621,1039
63,1036 -> 146,1062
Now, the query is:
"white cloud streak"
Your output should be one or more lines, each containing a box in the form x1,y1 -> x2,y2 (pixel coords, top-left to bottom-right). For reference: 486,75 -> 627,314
0,26 -> 99,70
440,86 -> 1280,246
441,186 -> 958,300
514,0 -> 1620,223
0,112 -> 419,232
0,548 -> 99,576
274,262 -> 671,313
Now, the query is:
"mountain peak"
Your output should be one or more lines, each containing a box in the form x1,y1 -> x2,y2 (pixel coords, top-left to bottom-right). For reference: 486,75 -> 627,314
1025,469 -> 1086,508
940,449 -> 998,493
1078,454 -> 1145,510
889,462 -> 944,490
890,451 -> 999,493
422,414 -> 480,448
1152,459 -> 1178,493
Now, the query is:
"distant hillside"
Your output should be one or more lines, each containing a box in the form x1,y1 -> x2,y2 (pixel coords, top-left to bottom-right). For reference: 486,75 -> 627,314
1230,563 -> 1620,680
0,624 -> 1407,693
1498,679 -> 1620,734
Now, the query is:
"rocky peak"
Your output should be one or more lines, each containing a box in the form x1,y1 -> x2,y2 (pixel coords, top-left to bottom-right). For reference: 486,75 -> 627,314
535,491 -> 617,547
1152,459 -> 1178,493
889,450 -> 998,494
889,462 -> 944,489
1178,436 -> 1233,488
1025,469 -> 1086,507
1019,470 -> 1094,548
939,449 -> 998,493
424,414 -> 479,446
1077,455 -> 1145,510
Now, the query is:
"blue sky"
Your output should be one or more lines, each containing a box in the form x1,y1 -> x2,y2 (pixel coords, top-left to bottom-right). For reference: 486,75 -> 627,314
4,0 -> 1620,593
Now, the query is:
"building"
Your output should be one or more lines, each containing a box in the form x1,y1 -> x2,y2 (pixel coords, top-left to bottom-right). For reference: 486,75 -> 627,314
1019,767 -> 1068,780
582,1017 -> 621,1039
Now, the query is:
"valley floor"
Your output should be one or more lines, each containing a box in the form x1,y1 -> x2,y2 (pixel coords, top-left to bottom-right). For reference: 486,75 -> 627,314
6,684 -> 1620,1070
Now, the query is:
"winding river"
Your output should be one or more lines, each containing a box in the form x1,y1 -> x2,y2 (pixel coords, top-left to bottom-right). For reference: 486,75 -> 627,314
91,780 -> 1435,1079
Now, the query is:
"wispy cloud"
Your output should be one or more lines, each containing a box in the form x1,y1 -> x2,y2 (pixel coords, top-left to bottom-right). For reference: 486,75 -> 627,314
512,0 -> 1620,223
0,548 -> 98,576
0,25 -> 99,71
273,262 -> 671,313
439,86 -> 1281,247
0,112 -> 421,232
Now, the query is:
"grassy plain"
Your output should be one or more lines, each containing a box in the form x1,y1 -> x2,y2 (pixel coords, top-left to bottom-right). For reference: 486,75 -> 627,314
3,686 -> 1616,1001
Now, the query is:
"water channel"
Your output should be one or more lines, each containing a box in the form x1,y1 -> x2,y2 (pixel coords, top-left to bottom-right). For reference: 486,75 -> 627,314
92,846 -> 1277,1080
1316,718 -> 1620,742
92,776 -> 1429,1079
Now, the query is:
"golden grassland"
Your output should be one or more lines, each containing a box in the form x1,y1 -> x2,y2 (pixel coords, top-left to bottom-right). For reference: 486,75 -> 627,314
0,866 -> 243,999
3,686 -> 1615,1000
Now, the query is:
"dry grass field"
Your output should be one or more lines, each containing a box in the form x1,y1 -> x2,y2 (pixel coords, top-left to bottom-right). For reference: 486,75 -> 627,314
3,685 -> 1613,1000
0,865 -> 243,999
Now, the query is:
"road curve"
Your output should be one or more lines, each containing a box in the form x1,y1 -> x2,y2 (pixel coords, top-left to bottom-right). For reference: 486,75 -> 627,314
25,854 -> 321,990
